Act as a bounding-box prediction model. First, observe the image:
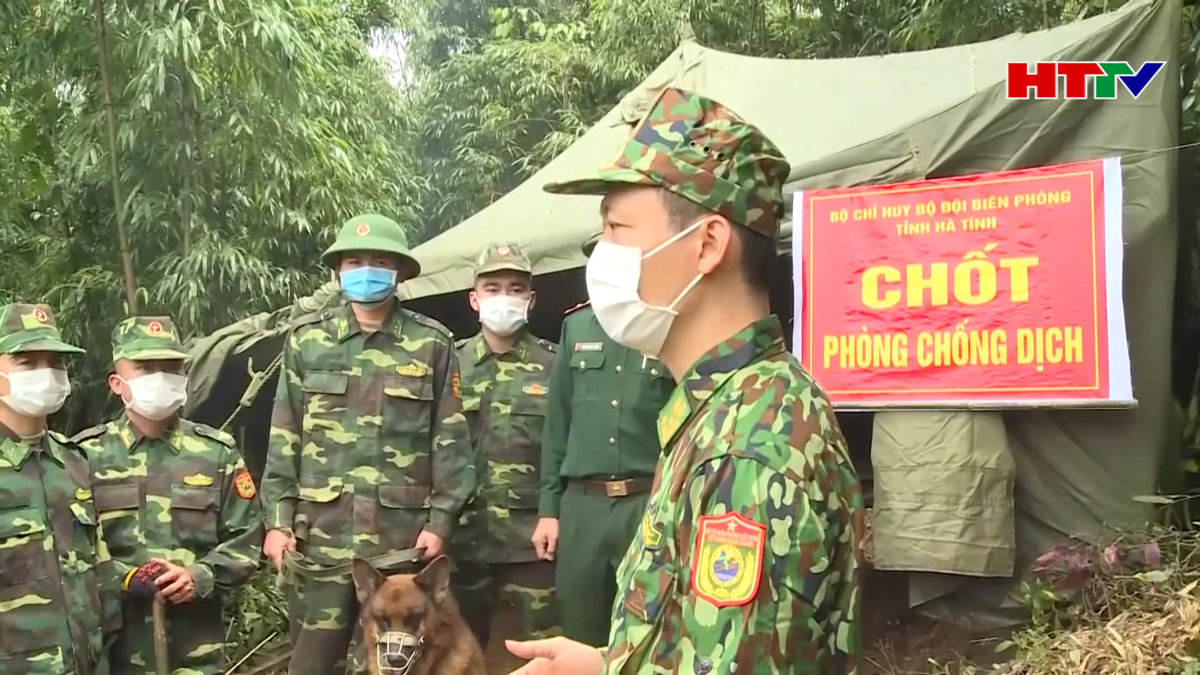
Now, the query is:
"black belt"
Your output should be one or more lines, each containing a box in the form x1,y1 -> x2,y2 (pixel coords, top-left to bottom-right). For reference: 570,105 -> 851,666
568,476 -> 654,498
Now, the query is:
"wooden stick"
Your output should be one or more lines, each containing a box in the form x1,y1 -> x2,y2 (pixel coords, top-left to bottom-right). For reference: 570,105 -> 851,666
152,597 -> 169,675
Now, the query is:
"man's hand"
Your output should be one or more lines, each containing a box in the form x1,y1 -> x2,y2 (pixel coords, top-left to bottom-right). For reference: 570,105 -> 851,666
531,517 -> 559,561
263,528 -> 296,571
151,559 -> 195,604
505,637 -> 604,675
123,560 -> 168,602
415,529 -> 443,561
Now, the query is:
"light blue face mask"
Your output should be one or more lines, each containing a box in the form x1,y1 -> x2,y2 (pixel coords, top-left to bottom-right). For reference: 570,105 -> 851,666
340,266 -> 399,304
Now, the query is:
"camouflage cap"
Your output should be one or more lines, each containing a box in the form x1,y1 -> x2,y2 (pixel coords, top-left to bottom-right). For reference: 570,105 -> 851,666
111,316 -> 190,362
474,242 -> 532,278
0,303 -> 84,355
543,87 -> 791,239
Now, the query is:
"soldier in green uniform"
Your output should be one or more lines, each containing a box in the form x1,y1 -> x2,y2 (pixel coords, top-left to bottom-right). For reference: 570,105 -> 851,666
74,316 -> 264,674
0,302 -> 121,674
531,236 -> 674,647
261,214 -> 475,675
507,88 -> 866,674
449,242 -> 561,650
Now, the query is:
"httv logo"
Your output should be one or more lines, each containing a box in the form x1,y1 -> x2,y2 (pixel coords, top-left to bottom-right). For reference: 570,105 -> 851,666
1005,61 -> 1166,100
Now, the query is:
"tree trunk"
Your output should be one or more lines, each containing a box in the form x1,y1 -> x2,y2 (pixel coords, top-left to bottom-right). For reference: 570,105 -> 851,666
92,0 -> 139,312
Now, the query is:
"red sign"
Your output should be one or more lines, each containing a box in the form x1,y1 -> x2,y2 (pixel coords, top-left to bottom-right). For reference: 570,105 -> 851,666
793,158 -> 1132,408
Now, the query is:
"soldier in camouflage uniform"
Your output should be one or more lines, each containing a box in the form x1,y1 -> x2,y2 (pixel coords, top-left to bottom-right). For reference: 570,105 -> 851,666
449,243 -> 561,649
507,88 -> 866,674
262,213 -> 474,675
0,303 -> 121,674
74,316 -> 264,674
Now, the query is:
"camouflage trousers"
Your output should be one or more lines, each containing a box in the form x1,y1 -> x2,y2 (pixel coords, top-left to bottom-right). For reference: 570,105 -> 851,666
450,559 -> 560,649
286,574 -> 362,675
109,597 -> 226,675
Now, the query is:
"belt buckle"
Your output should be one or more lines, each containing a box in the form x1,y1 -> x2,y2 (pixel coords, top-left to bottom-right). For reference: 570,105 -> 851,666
605,480 -> 629,498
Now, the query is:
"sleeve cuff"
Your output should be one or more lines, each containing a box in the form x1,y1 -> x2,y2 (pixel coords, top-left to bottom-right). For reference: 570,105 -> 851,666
188,563 -> 215,599
268,500 -> 296,531
538,493 -> 561,517
425,508 -> 454,539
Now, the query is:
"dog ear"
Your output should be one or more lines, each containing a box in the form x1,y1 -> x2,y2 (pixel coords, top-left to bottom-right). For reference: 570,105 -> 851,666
416,554 -> 451,604
352,557 -> 386,605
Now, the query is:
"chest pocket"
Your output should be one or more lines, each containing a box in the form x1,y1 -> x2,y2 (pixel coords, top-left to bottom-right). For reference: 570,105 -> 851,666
383,374 -> 435,439
570,352 -> 605,403
68,496 -> 101,566
170,484 -> 219,548
462,392 -> 483,449
302,371 -> 352,447
93,482 -> 141,556
0,497 -> 48,585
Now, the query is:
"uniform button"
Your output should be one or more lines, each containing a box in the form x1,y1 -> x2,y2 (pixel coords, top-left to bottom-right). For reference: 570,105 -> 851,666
578,360 -> 585,368
608,437 -> 615,445
615,365 -> 623,373
651,367 -> 659,376
697,657 -> 712,673
610,400 -> 618,408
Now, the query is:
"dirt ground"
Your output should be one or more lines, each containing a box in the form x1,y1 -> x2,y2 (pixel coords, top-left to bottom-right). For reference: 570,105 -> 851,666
482,567 -> 1006,675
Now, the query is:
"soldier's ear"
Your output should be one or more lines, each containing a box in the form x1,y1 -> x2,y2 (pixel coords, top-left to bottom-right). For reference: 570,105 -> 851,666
527,290 -> 537,313
468,290 -> 480,314
107,373 -> 125,399
352,558 -> 386,605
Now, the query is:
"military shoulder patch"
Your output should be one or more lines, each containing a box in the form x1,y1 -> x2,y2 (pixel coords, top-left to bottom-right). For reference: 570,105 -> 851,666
563,300 -> 590,316
192,422 -> 235,447
68,424 -> 107,445
234,469 -> 257,500
691,512 -> 766,608
536,337 -> 558,353
641,507 -> 664,551
291,308 -> 327,327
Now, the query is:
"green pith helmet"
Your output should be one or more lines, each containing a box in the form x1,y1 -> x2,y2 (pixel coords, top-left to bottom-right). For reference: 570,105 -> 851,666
320,214 -> 422,278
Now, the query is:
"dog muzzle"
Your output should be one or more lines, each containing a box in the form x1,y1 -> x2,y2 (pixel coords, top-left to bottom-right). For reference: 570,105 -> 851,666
375,631 -> 423,674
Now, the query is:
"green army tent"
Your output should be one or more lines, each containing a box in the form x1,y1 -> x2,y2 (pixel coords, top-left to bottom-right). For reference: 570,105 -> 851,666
183,0 -> 1183,632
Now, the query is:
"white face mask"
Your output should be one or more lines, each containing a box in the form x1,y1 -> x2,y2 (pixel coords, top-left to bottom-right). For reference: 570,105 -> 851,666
478,295 -> 530,336
0,368 -> 71,417
120,372 -> 188,421
585,221 -> 705,357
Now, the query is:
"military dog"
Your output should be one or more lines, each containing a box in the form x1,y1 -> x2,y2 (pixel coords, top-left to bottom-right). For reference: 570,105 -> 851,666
352,554 -> 487,675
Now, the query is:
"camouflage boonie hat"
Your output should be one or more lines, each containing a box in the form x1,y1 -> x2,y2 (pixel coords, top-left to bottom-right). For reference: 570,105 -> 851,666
474,243 -> 532,278
581,232 -> 602,257
321,213 -> 421,278
0,304 -> 84,355
111,316 -> 189,362
544,87 -> 791,239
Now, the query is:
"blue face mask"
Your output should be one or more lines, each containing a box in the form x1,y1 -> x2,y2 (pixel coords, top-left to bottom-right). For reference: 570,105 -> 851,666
340,266 -> 399,304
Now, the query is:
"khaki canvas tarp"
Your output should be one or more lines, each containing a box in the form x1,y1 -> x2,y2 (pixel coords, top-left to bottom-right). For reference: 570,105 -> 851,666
400,0 -> 1182,631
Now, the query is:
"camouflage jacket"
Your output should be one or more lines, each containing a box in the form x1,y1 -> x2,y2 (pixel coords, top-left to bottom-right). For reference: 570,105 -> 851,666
455,330 -> 556,563
262,299 -> 472,566
603,316 -> 866,675
0,426 -> 121,675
